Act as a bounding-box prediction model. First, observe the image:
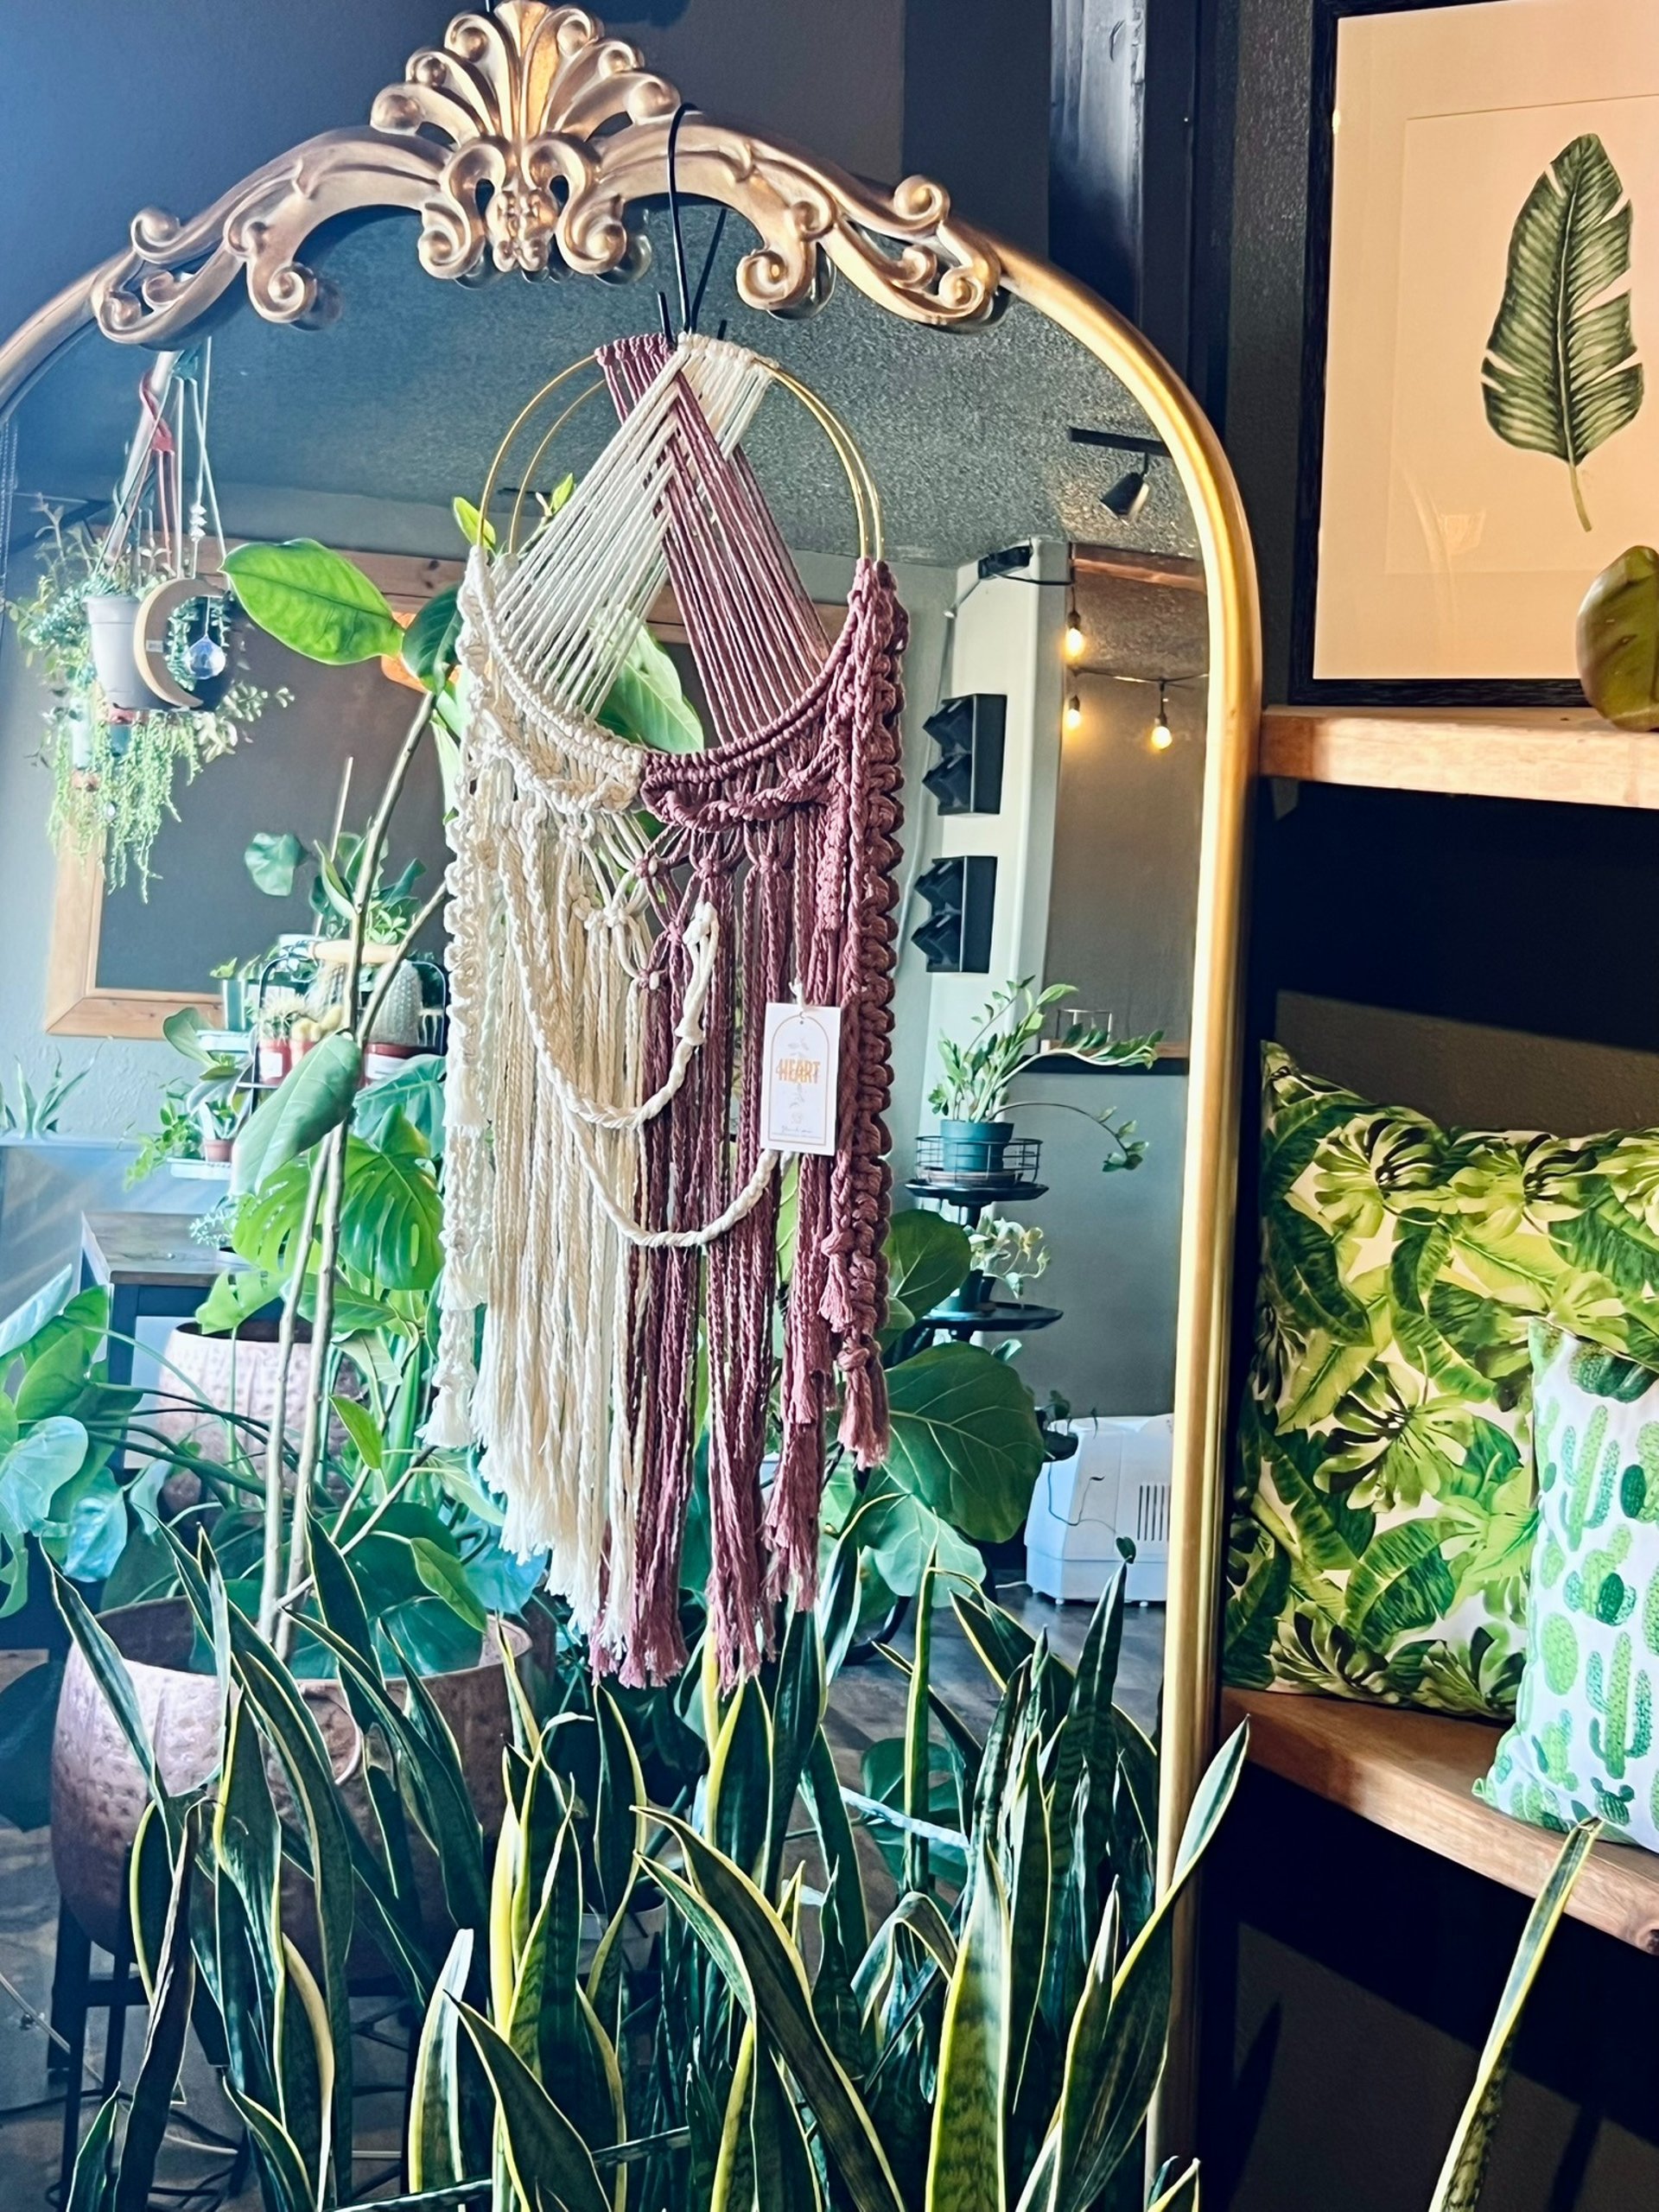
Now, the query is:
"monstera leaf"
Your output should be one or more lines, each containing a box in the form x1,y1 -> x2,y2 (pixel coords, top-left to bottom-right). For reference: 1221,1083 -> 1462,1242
1482,133 -> 1643,531
1578,545 -> 1659,728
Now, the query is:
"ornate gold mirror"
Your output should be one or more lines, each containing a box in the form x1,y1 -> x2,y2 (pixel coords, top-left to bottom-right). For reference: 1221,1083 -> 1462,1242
0,1 -> 1259,2133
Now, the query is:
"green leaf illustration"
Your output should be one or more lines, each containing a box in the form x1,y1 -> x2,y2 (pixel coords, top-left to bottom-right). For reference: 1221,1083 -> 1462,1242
1483,133 -> 1643,531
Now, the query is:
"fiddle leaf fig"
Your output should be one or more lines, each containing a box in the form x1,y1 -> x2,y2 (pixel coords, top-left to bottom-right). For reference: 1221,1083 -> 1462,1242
245,830 -> 308,898
883,1341 -> 1046,1543
1578,545 -> 1659,729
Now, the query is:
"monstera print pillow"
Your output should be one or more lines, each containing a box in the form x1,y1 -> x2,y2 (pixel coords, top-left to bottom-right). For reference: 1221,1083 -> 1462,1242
1226,1046 -> 1659,1718
1478,1325 -> 1659,1846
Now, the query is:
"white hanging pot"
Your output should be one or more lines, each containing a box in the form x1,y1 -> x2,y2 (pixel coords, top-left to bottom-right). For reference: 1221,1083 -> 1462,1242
84,593 -> 171,715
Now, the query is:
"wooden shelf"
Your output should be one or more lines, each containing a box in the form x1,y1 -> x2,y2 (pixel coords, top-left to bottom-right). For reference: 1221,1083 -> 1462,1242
1260,705 -> 1659,810
1224,1688 -> 1659,1955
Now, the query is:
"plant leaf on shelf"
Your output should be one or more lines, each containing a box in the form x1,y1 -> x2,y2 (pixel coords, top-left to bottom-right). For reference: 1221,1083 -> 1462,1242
1482,132 -> 1643,532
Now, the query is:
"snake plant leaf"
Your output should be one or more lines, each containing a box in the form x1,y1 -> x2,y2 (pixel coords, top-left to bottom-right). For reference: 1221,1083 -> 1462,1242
226,1621 -> 358,2163
926,1834 -> 1011,2212
711,2019 -> 758,2212
1426,1821 -> 1597,2212
598,620 -> 705,752
764,1602 -> 826,1897
651,1813 -> 907,2212
226,540 -> 404,664
1031,1726 -> 1249,2212
1577,544 -> 1659,728
903,1552 -> 938,1893
222,2088 -> 319,2212
66,2092 -> 119,2212
884,1343 -> 1046,1543
231,1034 -> 362,1195
1146,2159 -> 1201,2211
708,1675 -> 773,1879
409,1933 -> 473,2192
454,1999 -> 611,2212
753,2036 -> 824,2212
803,1730 -> 869,1960
1005,1735 -> 1052,2118
112,1805 -> 199,2212
1482,133 -> 1643,531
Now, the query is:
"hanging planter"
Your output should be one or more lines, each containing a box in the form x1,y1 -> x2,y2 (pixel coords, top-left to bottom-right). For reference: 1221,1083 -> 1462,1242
83,590 -> 173,715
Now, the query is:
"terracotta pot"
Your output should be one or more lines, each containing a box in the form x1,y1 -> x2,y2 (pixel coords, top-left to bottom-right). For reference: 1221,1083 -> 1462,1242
364,1041 -> 423,1084
150,1320 -> 351,1461
52,1598 -> 526,1953
202,1137 -> 234,1163
257,1039 -> 290,1085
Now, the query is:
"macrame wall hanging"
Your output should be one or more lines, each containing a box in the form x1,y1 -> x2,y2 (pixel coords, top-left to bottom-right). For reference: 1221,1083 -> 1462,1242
431,332 -> 907,1684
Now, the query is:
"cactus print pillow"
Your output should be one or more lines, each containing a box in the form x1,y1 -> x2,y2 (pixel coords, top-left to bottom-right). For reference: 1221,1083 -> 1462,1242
1226,1046 -> 1659,1718
1479,1325 -> 1659,1844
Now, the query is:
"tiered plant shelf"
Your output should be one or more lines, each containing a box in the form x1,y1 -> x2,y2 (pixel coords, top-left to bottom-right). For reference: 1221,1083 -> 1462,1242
1223,1688 -> 1659,1954
1260,705 -> 1659,810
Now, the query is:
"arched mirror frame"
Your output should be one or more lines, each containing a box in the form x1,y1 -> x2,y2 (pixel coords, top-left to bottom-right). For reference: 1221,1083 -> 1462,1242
0,0 -> 1261,2131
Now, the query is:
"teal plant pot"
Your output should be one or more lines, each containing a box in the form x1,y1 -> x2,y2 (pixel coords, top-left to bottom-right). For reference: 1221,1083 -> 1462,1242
940,1267 -> 994,1318
938,1118 -> 1014,1179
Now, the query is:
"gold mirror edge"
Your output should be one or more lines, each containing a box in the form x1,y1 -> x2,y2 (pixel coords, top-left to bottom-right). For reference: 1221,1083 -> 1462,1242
0,37 -> 1264,2169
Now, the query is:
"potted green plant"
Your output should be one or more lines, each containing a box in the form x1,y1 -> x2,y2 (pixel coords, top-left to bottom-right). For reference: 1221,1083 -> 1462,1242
927,976 -> 1161,1179
5,502 -> 284,896
939,1211 -> 1050,1318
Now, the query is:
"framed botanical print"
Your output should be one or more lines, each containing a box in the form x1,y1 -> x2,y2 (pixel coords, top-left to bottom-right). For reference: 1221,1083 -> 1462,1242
1292,0 -> 1659,703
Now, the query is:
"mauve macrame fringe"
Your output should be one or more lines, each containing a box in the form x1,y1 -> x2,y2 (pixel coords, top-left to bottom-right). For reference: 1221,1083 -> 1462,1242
592,335 -> 906,1683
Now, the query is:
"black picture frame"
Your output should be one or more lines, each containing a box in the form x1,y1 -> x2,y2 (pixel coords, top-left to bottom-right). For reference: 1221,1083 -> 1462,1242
1288,0 -> 1590,708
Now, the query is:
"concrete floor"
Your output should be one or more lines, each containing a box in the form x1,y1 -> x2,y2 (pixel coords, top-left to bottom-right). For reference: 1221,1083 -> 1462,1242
0,1590 -> 1164,2207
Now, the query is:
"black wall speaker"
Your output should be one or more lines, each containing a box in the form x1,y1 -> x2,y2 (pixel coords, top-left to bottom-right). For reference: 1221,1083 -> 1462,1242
912,855 -> 997,972
922,694 -> 1007,815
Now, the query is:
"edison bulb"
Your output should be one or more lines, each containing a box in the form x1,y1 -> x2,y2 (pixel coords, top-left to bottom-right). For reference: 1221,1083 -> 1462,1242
1064,693 -> 1083,734
1064,612 -> 1085,662
1149,716 -> 1173,752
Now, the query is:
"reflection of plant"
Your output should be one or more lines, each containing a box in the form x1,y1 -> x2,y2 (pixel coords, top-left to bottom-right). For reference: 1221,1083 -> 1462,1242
1483,133 -> 1643,533
245,820 -> 427,946
969,1214 -> 1050,1298
0,1053 -> 86,1137
929,977 -> 1160,1171
125,1085 -> 200,1185
7,503 -> 283,895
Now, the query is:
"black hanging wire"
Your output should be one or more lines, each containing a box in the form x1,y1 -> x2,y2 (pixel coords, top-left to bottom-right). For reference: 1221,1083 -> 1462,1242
655,101 -> 729,340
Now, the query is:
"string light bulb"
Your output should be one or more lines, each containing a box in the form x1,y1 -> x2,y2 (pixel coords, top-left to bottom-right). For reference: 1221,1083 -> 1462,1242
1064,599 -> 1085,662
1064,692 -> 1083,734
1149,679 -> 1173,752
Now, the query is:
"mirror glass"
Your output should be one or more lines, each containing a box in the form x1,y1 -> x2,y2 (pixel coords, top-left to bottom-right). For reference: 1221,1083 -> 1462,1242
3,200 -> 1206,1713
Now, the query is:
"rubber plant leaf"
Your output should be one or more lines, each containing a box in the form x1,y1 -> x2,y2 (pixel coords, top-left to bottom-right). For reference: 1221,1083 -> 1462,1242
598,621 -> 705,752
1482,133 -> 1643,531
231,1033 -> 363,1196
401,587 -> 465,693
1426,1821 -> 1597,2212
226,540 -> 404,664
1577,544 -> 1659,728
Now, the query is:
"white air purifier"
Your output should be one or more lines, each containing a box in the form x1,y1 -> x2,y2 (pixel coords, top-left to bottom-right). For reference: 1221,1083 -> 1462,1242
1023,1414 -> 1173,1605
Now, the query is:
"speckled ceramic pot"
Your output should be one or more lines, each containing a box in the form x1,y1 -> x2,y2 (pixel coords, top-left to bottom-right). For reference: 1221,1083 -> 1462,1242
51,1599 -> 524,1952
151,1322 -> 353,1466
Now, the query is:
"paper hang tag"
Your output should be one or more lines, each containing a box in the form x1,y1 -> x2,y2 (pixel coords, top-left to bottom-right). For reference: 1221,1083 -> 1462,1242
760,1002 -> 842,1157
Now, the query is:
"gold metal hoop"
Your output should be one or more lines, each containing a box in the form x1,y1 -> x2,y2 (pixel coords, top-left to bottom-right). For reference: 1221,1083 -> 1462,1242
476,345 -> 883,563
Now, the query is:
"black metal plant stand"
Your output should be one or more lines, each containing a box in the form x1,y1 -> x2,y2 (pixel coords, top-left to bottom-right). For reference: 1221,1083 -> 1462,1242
904,1142 -> 1061,1344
